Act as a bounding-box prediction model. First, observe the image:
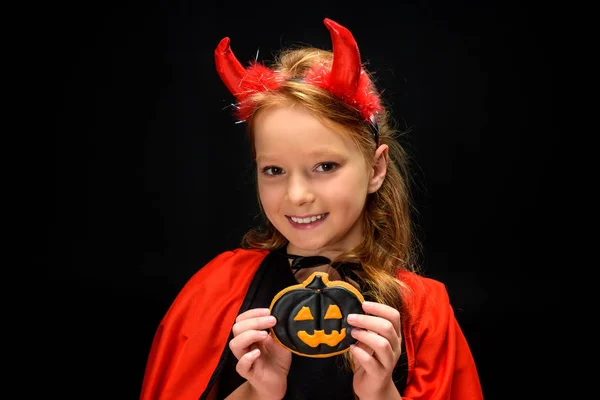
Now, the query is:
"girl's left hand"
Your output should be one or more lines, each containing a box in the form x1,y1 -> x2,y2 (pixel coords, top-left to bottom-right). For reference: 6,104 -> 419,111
347,301 -> 403,400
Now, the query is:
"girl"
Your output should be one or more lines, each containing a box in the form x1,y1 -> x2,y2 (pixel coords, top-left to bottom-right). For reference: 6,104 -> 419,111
140,18 -> 483,400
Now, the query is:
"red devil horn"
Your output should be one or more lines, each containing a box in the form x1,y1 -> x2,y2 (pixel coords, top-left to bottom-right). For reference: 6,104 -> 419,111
214,37 -> 247,100
323,18 -> 361,96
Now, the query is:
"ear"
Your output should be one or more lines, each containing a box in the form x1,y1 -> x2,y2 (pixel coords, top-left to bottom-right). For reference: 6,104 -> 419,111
368,144 -> 389,193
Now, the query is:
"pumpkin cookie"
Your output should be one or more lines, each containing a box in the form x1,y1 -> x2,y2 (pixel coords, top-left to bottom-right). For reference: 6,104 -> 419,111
269,271 -> 365,358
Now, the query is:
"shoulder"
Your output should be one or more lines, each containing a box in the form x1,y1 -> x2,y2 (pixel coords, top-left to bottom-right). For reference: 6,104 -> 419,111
396,270 -> 453,329
160,248 -> 269,327
397,270 -> 450,303
179,248 -> 270,296
186,248 -> 270,282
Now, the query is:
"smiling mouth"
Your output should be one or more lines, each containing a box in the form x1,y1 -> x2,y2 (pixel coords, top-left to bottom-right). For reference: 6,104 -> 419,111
287,213 -> 328,224
297,328 -> 347,347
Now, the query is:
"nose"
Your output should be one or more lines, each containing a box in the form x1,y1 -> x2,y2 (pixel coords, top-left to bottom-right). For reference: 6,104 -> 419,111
286,174 -> 315,206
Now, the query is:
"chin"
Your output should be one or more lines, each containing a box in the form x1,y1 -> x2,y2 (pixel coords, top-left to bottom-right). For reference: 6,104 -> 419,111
286,236 -> 320,248
289,242 -> 325,252
286,235 -> 334,251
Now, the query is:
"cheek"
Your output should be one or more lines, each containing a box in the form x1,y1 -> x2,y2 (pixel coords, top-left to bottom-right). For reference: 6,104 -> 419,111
258,182 -> 282,215
322,172 -> 368,207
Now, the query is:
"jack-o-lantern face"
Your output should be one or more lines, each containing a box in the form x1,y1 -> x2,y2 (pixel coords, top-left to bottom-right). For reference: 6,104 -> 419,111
269,272 -> 364,358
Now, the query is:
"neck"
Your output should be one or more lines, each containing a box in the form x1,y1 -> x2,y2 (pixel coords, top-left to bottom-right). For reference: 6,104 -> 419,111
279,245 -> 362,286
285,244 -> 345,261
294,265 -> 341,283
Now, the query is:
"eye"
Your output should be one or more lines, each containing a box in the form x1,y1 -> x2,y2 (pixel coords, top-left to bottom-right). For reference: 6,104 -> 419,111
315,162 -> 339,173
262,166 -> 284,176
294,306 -> 314,321
324,305 -> 342,320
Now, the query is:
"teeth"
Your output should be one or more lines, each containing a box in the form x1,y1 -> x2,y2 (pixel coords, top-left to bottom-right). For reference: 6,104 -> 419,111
291,214 -> 326,224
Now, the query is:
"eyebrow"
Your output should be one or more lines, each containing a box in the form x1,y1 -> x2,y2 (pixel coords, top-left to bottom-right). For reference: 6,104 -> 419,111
256,149 -> 346,163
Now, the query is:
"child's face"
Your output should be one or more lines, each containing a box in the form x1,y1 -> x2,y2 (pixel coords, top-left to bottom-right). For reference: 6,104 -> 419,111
253,105 -> 373,256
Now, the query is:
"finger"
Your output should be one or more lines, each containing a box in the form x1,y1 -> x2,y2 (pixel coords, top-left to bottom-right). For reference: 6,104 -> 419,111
351,328 -> 394,370
235,348 -> 261,378
350,344 -> 382,376
261,335 -> 292,370
347,313 -> 399,353
354,340 -> 374,356
235,308 -> 272,323
232,315 -> 277,337
229,330 -> 269,360
347,313 -> 400,349
261,333 -> 284,354
361,301 -> 401,338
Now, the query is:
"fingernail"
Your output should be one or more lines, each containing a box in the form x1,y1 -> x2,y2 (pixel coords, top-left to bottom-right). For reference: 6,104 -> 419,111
347,314 -> 357,323
265,316 -> 277,324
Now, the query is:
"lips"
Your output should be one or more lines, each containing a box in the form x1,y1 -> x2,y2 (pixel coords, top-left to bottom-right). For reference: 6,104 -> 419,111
286,213 -> 329,230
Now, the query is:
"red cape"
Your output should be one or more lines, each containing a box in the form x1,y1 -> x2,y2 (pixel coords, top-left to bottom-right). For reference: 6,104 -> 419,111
140,248 -> 483,400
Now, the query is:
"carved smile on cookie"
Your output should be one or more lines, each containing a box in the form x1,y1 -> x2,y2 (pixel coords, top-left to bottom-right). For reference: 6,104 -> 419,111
294,305 -> 347,347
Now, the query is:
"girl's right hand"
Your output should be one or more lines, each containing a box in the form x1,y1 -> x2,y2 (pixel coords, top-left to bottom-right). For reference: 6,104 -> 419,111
229,308 -> 291,400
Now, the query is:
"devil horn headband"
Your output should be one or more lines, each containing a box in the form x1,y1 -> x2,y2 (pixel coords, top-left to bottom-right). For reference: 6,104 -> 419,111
214,18 -> 382,128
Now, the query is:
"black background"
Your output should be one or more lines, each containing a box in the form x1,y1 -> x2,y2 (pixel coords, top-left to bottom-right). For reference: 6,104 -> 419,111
23,0 -> 562,398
